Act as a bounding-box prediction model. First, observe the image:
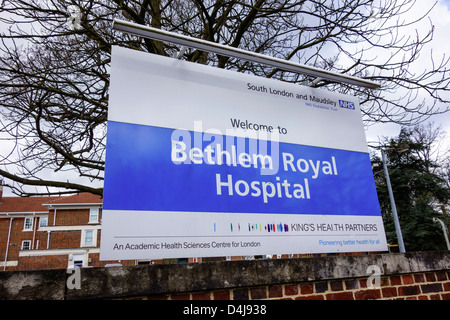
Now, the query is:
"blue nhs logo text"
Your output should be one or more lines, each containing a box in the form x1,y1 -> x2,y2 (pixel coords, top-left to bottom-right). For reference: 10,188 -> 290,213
339,100 -> 355,110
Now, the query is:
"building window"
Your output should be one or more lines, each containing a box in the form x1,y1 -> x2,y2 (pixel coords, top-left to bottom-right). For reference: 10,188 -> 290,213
23,217 -> 33,231
39,216 -> 48,228
85,230 -> 94,245
89,208 -> 99,223
81,229 -> 96,247
21,240 -> 31,250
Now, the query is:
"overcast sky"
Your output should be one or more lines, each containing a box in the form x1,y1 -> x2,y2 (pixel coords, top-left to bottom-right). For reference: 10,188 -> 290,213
1,0 -> 449,197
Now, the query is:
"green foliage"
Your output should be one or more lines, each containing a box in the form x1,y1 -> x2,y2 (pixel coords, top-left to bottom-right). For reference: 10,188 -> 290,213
372,126 -> 450,251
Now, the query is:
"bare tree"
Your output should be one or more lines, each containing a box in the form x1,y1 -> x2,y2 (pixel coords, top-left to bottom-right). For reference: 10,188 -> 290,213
409,122 -> 449,175
0,0 -> 449,196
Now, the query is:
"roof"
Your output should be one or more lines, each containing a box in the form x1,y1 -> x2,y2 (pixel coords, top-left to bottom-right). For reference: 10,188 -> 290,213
0,193 -> 103,214
44,192 -> 103,206
0,196 -> 61,213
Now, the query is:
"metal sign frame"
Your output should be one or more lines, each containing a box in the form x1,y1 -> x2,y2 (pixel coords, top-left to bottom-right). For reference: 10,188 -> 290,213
100,45 -> 388,260
113,19 -> 380,90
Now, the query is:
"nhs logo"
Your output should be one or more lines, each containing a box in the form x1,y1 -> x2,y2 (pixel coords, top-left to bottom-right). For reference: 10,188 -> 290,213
339,100 -> 355,110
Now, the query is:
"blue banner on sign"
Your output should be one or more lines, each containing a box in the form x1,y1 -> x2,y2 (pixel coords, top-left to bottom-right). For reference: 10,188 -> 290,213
103,121 -> 381,216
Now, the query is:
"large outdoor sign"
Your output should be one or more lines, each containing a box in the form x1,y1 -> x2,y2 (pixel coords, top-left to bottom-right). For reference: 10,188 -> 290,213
100,46 -> 388,260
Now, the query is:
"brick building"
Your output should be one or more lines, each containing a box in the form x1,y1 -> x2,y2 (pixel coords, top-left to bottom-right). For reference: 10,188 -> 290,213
0,188 -> 134,271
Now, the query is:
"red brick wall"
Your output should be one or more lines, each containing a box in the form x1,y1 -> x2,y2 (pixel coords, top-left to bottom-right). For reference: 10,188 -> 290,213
142,271 -> 450,300
1,199 -> 104,271
51,208 -> 102,226
88,253 -> 135,268
0,209 -> 104,271
48,230 -> 82,249
18,253 -> 134,271
19,255 -> 69,271
0,217 -> 48,266
0,218 -> 12,261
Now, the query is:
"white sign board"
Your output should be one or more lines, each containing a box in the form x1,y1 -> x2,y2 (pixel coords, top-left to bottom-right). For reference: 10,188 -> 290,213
100,46 -> 388,260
